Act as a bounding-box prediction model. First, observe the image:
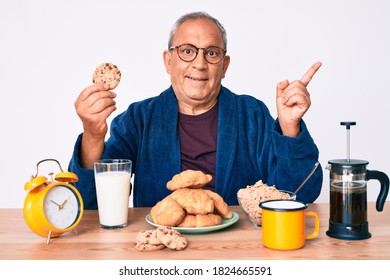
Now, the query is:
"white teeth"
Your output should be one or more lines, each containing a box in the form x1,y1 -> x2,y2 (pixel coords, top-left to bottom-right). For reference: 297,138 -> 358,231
188,76 -> 207,81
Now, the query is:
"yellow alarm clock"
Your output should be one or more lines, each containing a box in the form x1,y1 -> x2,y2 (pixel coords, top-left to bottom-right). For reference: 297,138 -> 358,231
23,158 -> 84,243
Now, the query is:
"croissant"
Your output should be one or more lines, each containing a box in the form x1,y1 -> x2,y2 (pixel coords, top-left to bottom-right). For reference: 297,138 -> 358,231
149,170 -> 233,228
177,214 -> 197,227
169,188 -> 214,215
178,213 -> 222,228
166,169 -> 212,190
150,197 -> 186,226
195,213 -> 222,227
204,190 -> 233,219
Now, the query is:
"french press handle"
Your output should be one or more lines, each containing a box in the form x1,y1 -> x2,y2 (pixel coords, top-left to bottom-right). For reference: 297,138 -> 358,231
367,170 -> 389,212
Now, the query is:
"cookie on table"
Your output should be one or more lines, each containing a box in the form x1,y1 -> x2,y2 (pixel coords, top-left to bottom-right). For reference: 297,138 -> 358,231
135,230 -> 165,252
135,242 -> 165,252
155,226 -> 188,251
136,229 -> 163,246
92,62 -> 121,90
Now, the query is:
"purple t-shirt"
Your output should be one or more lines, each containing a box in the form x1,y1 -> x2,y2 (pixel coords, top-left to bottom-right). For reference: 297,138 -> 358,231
178,104 -> 218,191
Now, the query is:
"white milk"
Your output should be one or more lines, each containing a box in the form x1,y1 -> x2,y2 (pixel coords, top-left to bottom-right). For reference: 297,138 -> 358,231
95,171 -> 131,228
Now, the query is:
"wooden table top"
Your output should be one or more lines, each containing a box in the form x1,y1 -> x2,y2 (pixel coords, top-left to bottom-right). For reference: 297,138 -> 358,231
1,202 -> 389,260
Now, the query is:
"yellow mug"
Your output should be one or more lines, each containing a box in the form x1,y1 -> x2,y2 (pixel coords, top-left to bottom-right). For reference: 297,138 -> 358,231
259,200 -> 320,250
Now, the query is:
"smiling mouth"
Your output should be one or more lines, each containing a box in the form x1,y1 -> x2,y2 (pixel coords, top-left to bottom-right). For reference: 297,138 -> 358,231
187,76 -> 208,82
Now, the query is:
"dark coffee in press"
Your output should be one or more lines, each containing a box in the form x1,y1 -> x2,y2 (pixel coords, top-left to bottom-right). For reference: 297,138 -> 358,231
329,182 -> 367,225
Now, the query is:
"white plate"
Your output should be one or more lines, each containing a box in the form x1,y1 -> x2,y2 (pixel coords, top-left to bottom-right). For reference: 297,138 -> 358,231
145,211 -> 239,234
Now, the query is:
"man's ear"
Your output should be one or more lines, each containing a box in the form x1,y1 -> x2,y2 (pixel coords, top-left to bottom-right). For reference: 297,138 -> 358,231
163,50 -> 172,74
222,55 -> 230,78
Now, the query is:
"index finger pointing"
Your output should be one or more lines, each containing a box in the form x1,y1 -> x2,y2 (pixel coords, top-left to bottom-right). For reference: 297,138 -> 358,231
300,61 -> 322,86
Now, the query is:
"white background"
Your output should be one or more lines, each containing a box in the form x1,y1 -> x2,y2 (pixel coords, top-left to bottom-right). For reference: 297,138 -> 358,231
1,260 -> 387,279
1,0 -> 389,208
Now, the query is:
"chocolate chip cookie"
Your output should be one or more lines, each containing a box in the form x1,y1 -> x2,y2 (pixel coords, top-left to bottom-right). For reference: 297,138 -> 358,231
92,62 -> 121,89
155,226 -> 188,251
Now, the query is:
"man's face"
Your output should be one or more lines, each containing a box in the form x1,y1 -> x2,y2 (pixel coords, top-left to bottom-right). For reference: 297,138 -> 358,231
163,18 -> 230,113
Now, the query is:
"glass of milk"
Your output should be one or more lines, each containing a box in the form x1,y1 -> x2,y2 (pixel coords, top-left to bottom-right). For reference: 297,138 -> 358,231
94,159 -> 132,229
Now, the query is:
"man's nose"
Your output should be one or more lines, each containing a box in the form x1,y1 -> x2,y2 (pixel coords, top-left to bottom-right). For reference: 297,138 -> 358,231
192,50 -> 208,67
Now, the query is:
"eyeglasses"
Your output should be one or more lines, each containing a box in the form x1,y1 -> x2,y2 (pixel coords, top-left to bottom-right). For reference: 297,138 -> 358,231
169,44 -> 227,64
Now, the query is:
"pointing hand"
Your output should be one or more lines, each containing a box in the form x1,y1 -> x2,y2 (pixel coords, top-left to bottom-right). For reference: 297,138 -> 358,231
276,62 -> 322,137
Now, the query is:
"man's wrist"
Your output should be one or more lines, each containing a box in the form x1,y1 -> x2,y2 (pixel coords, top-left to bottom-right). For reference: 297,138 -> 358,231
277,120 -> 302,138
80,133 -> 105,169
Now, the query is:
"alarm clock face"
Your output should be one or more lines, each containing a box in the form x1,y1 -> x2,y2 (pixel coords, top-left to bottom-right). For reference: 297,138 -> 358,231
43,185 -> 82,229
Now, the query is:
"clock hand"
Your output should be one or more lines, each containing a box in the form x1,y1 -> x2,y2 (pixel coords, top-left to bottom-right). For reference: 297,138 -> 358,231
50,200 -> 62,210
59,199 -> 68,210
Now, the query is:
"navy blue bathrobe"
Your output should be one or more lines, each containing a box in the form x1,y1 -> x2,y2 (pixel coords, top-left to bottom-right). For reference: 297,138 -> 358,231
69,85 -> 323,209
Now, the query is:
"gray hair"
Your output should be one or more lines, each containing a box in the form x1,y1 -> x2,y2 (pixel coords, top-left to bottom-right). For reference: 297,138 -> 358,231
168,11 -> 227,49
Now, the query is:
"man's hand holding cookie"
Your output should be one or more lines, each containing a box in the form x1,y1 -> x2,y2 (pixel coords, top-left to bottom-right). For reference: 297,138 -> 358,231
74,62 -> 121,169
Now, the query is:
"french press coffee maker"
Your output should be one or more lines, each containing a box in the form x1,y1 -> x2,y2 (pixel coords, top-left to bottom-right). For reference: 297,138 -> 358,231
326,122 -> 389,240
